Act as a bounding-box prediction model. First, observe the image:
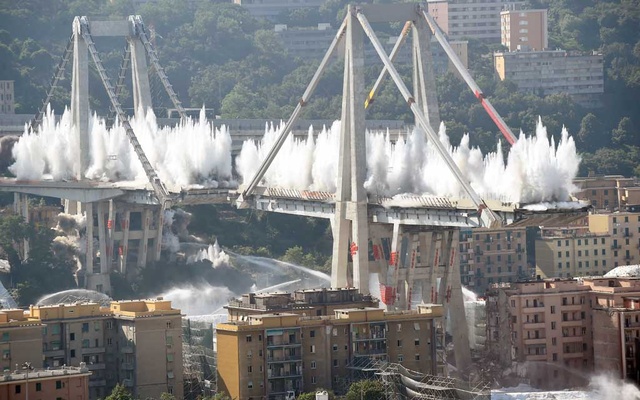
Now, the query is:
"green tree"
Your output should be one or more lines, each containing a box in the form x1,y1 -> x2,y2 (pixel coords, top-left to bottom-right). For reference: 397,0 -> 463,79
577,113 -> 603,153
345,379 -> 385,400
612,117 -> 637,147
160,393 -> 176,400
105,383 -> 134,400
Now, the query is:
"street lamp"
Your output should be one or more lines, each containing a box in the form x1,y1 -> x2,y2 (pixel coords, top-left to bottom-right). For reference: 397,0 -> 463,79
22,362 -> 33,400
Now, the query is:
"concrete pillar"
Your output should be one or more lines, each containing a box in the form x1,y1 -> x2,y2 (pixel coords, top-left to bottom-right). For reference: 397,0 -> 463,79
64,199 -> 79,215
21,194 -> 29,259
13,193 -> 20,214
71,17 -> 90,180
137,208 -> 152,267
153,205 -> 164,262
97,202 -> 108,274
412,17 -> 440,131
84,202 -> 94,274
439,228 -> 472,377
107,200 -> 115,268
404,235 -> 419,309
331,9 -> 370,293
421,231 -> 439,304
128,26 -> 152,118
120,209 -> 131,274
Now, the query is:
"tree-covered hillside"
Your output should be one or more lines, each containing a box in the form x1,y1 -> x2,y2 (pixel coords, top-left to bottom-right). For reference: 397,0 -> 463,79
0,0 -> 638,175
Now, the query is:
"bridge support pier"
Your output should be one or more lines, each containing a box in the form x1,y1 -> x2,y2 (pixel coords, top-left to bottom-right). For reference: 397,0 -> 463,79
71,17 -> 90,180
376,224 -> 471,376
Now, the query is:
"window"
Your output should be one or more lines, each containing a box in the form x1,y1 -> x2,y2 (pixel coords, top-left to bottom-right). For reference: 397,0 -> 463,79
333,359 -> 338,367
52,325 -> 60,335
551,306 -> 556,314
107,338 -> 113,346
82,323 -> 89,333
397,340 -> 402,347
310,345 -> 316,353
36,383 -> 42,392
398,354 -> 404,362
166,336 -> 173,346
551,322 -> 556,330
414,323 -> 420,331
166,321 -> 172,329
311,361 -> 316,369
333,344 -> 338,351
247,381 -> 253,389
311,376 -> 317,384
552,337 -> 557,345
248,366 -> 252,373
82,339 -> 90,348
415,354 -> 420,361
56,380 -> 62,389
71,349 -> 76,358
1,332 -> 8,341
70,332 -> 75,341
246,335 -> 252,343
310,330 -> 315,338
15,385 -> 21,394
414,339 -> 420,346
167,353 -> 174,362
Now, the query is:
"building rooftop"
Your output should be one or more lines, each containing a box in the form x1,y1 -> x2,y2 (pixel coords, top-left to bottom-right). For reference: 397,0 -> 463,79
0,364 -> 91,384
26,298 -> 181,321
0,309 -> 41,328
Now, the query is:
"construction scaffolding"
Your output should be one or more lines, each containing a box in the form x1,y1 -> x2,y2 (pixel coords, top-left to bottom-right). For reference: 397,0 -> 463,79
182,318 -> 217,400
341,359 -> 491,399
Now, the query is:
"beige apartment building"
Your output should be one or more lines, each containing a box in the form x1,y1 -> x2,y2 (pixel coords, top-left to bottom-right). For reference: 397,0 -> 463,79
0,80 -> 15,114
459,227 -> 528,293
0,364 -> 91,400
234,0 -> 324,19
494,49 -> 604,108
217,304 -> 444,400
427,0 -> 524,41
486,279 -> 594,389
11,298 -> 184,400
535,232 -> 611,278
573,175 -> 640,211
500,8 -> 548,51
0,309 -> 44,373
589,212 -> 640,268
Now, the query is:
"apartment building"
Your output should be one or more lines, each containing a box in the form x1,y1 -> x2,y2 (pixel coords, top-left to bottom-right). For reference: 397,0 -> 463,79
494,49 -> 604,108
589,277 -> 640,384
573,175 -> 640,211
23,298 -> 182,400
0,364 -> 91,400
427,0 -> 524,41
217,303 -> 444,400
0,80 -> 15,114
486,279 -> 593,389
500,8 -> 548,51
0,309 -> 44,373
589,212 -> 640,268
234,0 -> 324,19
459,227 -> 528,293
274,24 -> 468,76
535,232 -> 611,278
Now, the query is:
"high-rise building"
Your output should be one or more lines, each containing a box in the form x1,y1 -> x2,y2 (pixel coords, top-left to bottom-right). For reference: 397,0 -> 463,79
427,0 -> 524,41
494,49 -> 604,108
25,298 -> 183,400
234,0 -> 324,19
0,80 -> 15,114
573,175 -> 640,211
535,231 -> 611,278
500,8 -> 548,51
217,290 -> 444,399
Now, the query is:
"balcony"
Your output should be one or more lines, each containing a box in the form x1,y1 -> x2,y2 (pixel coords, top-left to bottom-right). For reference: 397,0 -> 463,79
522,306 -> 545,313
86,363 -> 106,370
353,334 -> 386,341
44,349 -> 65,358
563,352 -> 584,359
523,322 -> 545,329
267,341 -> 301,349
267,354 -> 302,363
524,338 -> 547,345
562,335 -> 584,343
562,319 -> 585,327
623,232 -> 633,238
267,368 -> 302,379
88,379 -> 107,388
611,244 -> 622,250
526,354 -> 547,361
561,304 -> 584,312
82,347 -> 105,354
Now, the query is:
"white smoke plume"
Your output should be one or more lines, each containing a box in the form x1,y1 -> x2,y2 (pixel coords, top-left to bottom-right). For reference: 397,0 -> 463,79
10,105 -> 234,189
237,118 -> 581,204
186,240 -> 230,268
